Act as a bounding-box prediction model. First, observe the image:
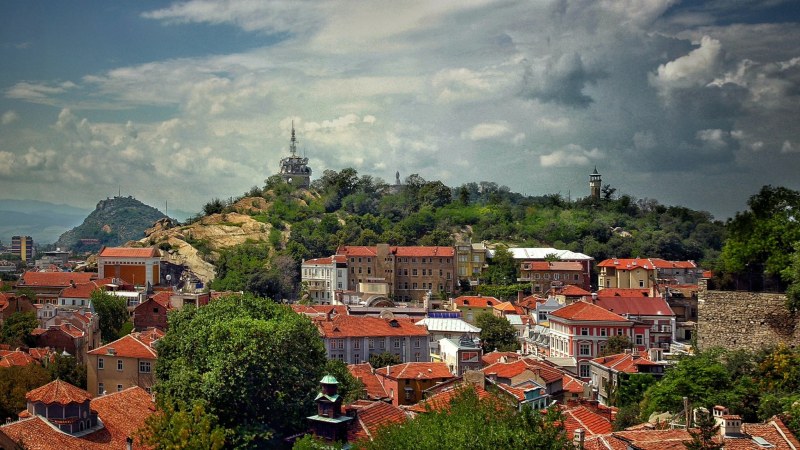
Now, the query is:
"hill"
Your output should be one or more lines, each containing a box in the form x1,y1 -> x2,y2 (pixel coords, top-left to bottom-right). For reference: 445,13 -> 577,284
56,196 -> 167,252
0,199 -> 90,245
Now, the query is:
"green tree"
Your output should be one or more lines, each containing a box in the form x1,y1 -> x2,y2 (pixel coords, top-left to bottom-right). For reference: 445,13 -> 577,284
362,386 -> 568,450
0,364 -> 51,420
324,359 -> 365,404
138,399 -> 227,450
484,245 -> 518,285
90,290 -> 128,343
601,335 -> 633,356
368,352 -> 402,369
685,409 -> 724,450
48,353 -> 87,389
0,311 -> 38,348
475,313 -> 519,352
154,294 -> 327,447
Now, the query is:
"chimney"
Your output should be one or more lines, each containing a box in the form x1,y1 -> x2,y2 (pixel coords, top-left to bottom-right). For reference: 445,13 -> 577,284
70,280 -> 76,288
591,292 -> 598,303
126,437 -> 133,450
573,428 -> 585,449
517,291 -> 523,303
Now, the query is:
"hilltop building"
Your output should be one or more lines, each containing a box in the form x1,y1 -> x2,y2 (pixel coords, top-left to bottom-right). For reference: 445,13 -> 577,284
97,247 -> 162,287
590,166 -> 601,200
279,122 -> 312,188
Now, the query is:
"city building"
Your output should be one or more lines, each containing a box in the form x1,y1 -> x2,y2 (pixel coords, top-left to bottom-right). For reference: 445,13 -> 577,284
593,291 -> 676,349
279,122 -> 312,188
0,380 -> 155,450
11,235 -> 34,262
596,258 -> 700,290
0,292 -> 35,324
548,301 -> 651,380
306,375 -> 353,442
301,255 -> 348,304
97,247 -> 162,287
18,271 -> 97,304
589,349 -> 669,406
519,261 -> 587,294
315,314 -> 430,364
451,295 -> 500,324
86,329 -> 162,395
373,362 -> 455,406
506,248 -> 593,291
414,317 -> 480,358
455,240 -> 488,287
437,335 -> 483,376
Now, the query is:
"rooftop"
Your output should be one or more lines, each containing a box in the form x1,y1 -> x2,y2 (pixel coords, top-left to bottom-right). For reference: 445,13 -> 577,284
19,272 -> 96,287
97,247 -> 161,258
316,315 -> 428,338
26,379 -> 93,405
87,333 -> 158,359
550,301 -> 629,323
415,317 -> 481,333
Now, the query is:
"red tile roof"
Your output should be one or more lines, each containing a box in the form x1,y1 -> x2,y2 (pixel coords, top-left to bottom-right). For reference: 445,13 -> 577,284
481,351 -> 522,366
2,386 -> 155,450
0,350 -> 36,367
20,272 -> 96,287
148,291 -> 172,308
87,333 -> 157,359
597,258 -> 697,270
550,301 -> 628,322
493,301 -> 517,313
98,247 -> 161,258
561,404 -> 613,437
316,315 -> 428,338
348,363 -> 388,400
26,379 -> 93,405
594,296 -> 675,317
552,285 -> 592,296
563,374 -> 586,394
406,384 -> 492,413
58,278 -> 120,299
482,358 -> 563,384
304,256 -> 334,265
591,352 -> 660,374
347,400 -> 407,442
379,362 -> 454,381
133,328 -> 165,347
291,304 -> 348,317
525,261 -> 584,271
597,288 -> 652,298
453,295 -> 499,308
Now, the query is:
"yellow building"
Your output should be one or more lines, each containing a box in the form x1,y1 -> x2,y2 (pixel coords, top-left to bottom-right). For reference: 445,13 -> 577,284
452,295 -> 500,324
86,329 -> 161,395
456,241 -> 488,287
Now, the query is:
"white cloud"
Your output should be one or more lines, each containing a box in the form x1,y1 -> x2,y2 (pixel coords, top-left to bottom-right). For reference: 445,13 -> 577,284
540,144 -> 602,168
5,81 -> 75,104
782,141 -> 798,154
463,122 -> 512,141
1,111 -> 19,125
0,151 -> 14,175
651,36 -> 723,96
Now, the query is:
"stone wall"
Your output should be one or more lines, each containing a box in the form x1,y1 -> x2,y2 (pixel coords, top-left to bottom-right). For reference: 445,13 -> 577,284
698,279 -> 800,352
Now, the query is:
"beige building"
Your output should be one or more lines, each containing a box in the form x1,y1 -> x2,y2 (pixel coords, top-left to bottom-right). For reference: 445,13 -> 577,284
86,329 -> 162,395
455,241 -> 488,287
597,258 -> 699,290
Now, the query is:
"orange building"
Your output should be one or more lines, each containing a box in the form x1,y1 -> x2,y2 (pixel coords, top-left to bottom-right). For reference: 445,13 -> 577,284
97,247 -> 161,287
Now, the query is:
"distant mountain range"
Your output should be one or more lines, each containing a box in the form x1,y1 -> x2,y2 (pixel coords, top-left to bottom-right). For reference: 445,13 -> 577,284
54,196 -> 168,252
0,199 -> 91,246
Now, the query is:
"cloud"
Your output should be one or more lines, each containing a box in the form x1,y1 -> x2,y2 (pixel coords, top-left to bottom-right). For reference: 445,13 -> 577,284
463,122 -> 512,141
783,141 -> 798,153
0,151 -> 14,176
520,53 -> 606,107
1,111 -> 19,125
540,144 -> 603,168
650,36 -> 723,97
5,81 -> 76,104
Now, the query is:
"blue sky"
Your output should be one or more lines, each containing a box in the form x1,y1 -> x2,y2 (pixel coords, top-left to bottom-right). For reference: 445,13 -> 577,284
0,0 -> 798,220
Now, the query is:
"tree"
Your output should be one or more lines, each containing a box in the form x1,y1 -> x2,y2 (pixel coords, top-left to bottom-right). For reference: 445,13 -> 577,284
475,313 -> 519,352
324,359 -> 365,404
154,294 -> 327,447
784,242 -> 800,312
369,352 -> 402,369
685,409 -> 724,450
91,290 -> 128,343
0,311 -> 38,348
601,184 -> 616,200
138,399 -> 227,450
0,364 -> 51,421
483,245 -> 517,285
362,386 -> 569,450
48,353 -> 87,389
601,335 -> 633,356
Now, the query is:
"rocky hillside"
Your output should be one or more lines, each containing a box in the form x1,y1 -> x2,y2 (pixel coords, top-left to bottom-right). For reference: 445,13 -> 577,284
137,196 -> 285,284
55,196 -> 167,252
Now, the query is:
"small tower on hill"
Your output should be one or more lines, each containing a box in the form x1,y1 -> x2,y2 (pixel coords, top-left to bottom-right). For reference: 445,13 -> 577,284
589,166 -> 601,200
279,122 -> 312,188
307,375 -> 352,441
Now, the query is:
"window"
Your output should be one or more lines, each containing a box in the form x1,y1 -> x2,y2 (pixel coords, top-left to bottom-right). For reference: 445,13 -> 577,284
544,273 -> 550,279
639,280 -> 645,288
379,340 -> 385,349
414,338 -> 421,348
139,361 -> 151,373
538,311 -> 547,321
412,269 -> 418,276
617,328 -> 624,336
354,340 -> 361,350
117,360 -> 123,371
98,383 -> 104,395
600,328 -> 607,337
554,273 -> 560,280
412,283 -> 418,289
581,327 -> 589,336
369,339 -> 375,349
415,352 -> 421,362
354,354 -> 360,362
337,339 -> 344,349
574,274 -> 579,281
580,364 -> 590,378
117,384 -> 123,392
534,273 -> 540,279
98,358 -> 104,370
579,343 -> 591,356
635,334 -> 644,345
393,338 -> 401,349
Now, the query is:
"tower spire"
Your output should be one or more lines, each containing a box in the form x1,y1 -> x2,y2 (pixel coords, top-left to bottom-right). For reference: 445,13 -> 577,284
290,121 -> 298,156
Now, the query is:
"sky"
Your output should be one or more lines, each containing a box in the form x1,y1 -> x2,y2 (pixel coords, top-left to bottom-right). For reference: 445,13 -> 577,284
0,0 -> 799,221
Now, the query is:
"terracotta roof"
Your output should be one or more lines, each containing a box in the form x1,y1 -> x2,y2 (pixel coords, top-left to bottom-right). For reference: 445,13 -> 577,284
133,328 -> 165,347
453,295 -> 499,308
26,379 -> 93,405
37,323 -> 85,339
0,350 -> 36,367
552,285 -> 592,296
591,352 -> 660,374
347,363 -> 388,399
291,304 -> 348,317
87,333 -> 157,359
2,386 -> 155,450
347,400 -> 407,442
603,429 -> 693,450
596,288 -> 652,298
597,258 -> 697,270
525,261 -> 584,271
518,296 -> 546,310
481,351 -> 522,366
563,374 -> 586,394
20,272 -> 96,287
303,256 -> 334,265
406,384 -> 492,413
58,278 -> 118,299
550,301 -> 629,322
493,301 -> 517,313
594,296 -> 675,317
316,315 -> 428,338
379,362 -> 454,381
561,404 -> 613,436
148,291 -> 172,308
482,358 -> 563,384
98,247 -> 160,258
